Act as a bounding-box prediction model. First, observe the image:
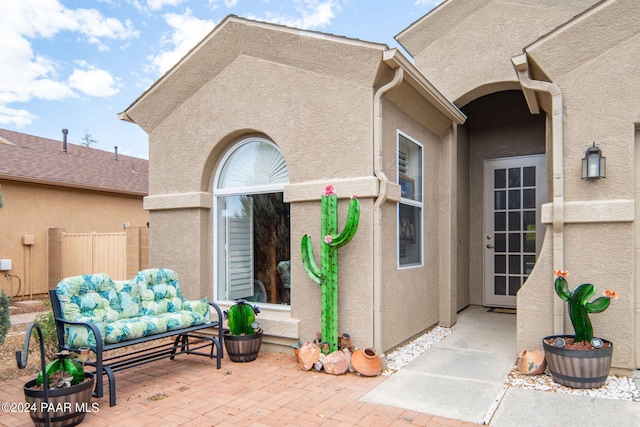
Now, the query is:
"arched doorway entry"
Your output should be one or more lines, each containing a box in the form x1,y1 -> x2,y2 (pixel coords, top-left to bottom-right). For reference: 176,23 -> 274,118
458,90 -> 547,310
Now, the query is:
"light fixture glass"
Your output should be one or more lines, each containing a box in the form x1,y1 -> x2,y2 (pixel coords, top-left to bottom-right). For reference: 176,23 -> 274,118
581,142 -> 606,179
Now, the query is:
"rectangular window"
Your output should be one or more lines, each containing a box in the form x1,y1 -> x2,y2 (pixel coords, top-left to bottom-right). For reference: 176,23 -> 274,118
216,192 -> 291,305
398,132 -> 423,268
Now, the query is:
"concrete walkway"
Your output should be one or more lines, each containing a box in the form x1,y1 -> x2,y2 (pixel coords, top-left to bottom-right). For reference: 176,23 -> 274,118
362,305 -> 640,426
6,306 -> 640,426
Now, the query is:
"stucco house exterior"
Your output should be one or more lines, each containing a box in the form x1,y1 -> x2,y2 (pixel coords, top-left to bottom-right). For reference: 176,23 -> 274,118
0,128 -> 149,297
120,0 -> 639,374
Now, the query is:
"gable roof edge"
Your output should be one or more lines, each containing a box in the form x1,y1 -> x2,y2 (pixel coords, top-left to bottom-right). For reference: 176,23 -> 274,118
383,49 -> 466,124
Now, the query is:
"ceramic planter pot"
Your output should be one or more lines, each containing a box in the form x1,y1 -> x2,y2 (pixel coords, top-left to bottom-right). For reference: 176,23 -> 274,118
23,373 -> 95,427
518,349 -> 546,375
351,347 -> 382,376
542,335 -> 612,389
223,330 -> 262,362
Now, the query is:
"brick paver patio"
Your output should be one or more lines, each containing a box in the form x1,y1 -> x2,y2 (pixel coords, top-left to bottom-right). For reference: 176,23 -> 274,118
0,351 -> 480,426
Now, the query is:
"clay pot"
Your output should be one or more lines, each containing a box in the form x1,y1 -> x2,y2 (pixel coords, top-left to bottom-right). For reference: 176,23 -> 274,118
351,347 -> 382,376
518,349 -> 546,375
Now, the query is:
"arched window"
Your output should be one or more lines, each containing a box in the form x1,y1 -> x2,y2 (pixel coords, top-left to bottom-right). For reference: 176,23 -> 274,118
214,137 -> 291,306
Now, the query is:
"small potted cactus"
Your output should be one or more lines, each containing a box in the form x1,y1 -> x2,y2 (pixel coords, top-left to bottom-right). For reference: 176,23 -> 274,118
223,300 -> 262,362
542,270 -> 618,388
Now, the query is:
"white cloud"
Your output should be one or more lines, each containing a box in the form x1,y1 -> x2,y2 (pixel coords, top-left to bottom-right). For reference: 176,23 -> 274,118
0,0 -> 137,127
68,67 -> 120,97
146,0 -> 188,11
415,0 -> 445,8
0,105 -> 37,127
147,8 -> 216,75
254,0 -> 342,30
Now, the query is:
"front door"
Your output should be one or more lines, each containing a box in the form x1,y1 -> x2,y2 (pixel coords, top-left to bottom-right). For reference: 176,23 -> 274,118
483,155 -> 546,308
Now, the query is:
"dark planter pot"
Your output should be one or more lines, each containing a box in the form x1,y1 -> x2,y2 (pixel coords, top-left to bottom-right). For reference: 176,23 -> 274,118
24,373 -> 95,427
223,330 -> 262,362
542,335 -> 612,389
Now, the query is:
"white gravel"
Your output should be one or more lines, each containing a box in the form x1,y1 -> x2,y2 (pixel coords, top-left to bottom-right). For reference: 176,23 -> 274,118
382,326 -> 640,402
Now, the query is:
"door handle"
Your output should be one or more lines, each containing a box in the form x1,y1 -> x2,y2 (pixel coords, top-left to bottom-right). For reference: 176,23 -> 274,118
486,244 -> 495,249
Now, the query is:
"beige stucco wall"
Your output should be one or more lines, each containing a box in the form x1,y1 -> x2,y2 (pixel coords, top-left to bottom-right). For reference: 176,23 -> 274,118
516,0 -> 640,372
396,0 -> 599,105
0,180 -> 148,297
126,17 -> 462,353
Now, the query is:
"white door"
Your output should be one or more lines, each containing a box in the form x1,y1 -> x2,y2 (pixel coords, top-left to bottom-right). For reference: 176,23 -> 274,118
483,155 -> 546,308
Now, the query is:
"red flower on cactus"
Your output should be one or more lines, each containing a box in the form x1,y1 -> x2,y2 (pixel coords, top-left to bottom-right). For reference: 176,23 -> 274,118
323,184 -> 336,196
554,269 -> 568,278
324,235 -> 332,244
603,289 -> 619,299
351,193 -> 358,199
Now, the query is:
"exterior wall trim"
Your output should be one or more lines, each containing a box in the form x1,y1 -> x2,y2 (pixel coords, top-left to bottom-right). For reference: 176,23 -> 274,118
541,200 -> 634,224
144,192 -> 213,210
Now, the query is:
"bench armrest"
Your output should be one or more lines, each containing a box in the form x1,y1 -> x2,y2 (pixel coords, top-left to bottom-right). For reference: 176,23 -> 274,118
52,316 -> 105,354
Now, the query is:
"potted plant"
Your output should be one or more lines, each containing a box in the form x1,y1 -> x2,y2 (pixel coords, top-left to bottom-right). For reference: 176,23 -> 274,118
17,322 -> 95,427
223,300 -> 262,362
542,270 -> 618,389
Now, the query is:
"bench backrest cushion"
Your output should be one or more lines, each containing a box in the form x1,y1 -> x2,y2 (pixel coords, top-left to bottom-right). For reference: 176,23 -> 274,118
56,273 -> 120,348
56,268 -> 211,347
131,268 -> 184,316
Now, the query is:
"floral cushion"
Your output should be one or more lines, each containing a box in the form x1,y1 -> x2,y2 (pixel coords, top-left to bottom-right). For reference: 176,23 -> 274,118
56,269 -> 211,348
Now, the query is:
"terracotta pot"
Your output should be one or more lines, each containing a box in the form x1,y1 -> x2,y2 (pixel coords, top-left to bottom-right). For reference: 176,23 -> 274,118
518,349 -> 546,375
351,348 -> 382,376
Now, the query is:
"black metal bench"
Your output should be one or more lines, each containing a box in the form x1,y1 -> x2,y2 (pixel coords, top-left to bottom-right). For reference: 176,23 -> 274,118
49,289 -> 223,407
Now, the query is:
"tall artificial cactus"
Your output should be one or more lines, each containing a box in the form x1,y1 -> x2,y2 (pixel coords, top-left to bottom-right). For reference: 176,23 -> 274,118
301,184 -> 360,352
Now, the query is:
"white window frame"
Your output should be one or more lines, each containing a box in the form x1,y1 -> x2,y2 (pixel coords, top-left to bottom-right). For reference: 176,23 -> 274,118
213,137 -> 290,309
397,130 -> 424,269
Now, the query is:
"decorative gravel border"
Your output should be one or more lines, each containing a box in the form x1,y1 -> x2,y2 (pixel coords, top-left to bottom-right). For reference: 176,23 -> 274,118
382,326 -> 640,402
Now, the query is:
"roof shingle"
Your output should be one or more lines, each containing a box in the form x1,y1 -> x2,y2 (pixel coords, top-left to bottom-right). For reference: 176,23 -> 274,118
0,128 -> 148,195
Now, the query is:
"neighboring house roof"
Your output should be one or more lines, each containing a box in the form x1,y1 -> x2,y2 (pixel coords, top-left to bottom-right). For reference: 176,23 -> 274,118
0,128 -> 148,196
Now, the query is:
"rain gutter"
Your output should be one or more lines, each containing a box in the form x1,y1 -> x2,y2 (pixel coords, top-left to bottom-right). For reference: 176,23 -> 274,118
512,53 -> 565,334
372,62 -> 404,354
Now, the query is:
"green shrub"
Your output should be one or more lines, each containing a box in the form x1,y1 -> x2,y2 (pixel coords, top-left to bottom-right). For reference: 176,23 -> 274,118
0,291 -> 10,346
34,307 -> 59,360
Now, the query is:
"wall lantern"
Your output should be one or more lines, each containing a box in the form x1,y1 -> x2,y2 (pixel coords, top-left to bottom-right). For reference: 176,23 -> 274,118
581,142 -> 606,179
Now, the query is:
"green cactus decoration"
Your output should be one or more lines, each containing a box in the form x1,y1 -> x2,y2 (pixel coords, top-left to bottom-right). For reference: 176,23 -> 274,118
301,184 -> 360,352
224,300 -> 260,335
554,270 -> 617,343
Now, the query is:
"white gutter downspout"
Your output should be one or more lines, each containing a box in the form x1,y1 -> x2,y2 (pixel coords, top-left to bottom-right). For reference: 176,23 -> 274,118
512,54 -> 565,334
372,65 -> 404,354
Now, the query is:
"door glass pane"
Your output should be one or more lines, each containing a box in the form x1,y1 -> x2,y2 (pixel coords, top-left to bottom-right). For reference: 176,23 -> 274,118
495,190 -> 506,210
495,255 -> 506,274
523,255 -> 535,275
495,233 -> 506,252
524,233 -> 536,252
495,169 -> 506,188
508,189 -> 521,209
523,189 -> 536,209
523,211 -> 536,231
523,166 -> 536,187
508,277 -> 521,295
495,212 -> 506,231
508,233 -> 520,252
495,276 -> 506,295
509,255 -> 521,274
508,168 -> 521,187
508,212 -> 521,230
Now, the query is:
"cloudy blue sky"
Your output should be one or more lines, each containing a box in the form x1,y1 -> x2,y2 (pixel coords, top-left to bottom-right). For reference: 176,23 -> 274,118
1,0 -> 443,159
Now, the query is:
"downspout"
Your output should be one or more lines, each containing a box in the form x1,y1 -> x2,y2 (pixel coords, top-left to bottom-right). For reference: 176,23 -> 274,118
512,54 -> 565,334
373,65 -> 404,353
